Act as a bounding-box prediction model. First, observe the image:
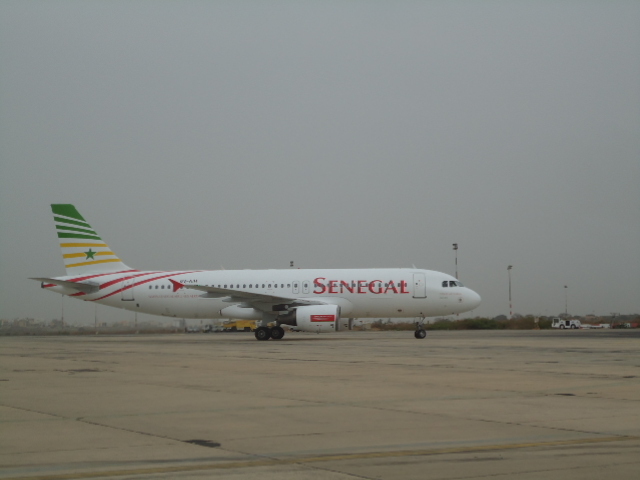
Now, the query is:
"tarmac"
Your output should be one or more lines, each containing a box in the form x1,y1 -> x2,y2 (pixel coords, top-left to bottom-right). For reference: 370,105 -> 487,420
1,329 -> 639,480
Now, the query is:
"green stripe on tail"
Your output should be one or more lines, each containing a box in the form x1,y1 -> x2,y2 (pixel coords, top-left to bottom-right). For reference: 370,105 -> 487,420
51,204 -> 132,275
52,204 -> 86,221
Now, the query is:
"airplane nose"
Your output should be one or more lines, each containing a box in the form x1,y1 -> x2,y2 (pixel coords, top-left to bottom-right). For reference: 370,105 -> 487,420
467,289 -> 481,309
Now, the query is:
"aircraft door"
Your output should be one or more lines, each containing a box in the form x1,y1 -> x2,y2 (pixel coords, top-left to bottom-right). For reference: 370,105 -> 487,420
302,281 -> 310,294
413,273 -> 426,298
292,281 -> 300,294
121,280 -> 134,301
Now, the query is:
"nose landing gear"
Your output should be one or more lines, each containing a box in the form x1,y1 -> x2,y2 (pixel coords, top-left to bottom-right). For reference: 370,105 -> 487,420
414,329 -> 427,339
414,319 -> 427,339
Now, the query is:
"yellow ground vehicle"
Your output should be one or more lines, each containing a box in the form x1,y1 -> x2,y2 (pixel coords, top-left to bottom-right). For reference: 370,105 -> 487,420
221,320 -> 258,332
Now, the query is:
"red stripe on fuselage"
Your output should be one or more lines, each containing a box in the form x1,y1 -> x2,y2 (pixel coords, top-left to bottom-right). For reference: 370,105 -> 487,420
68,270 -> 139,283
69,271 -> 159,297
90,271 -> 201,301
96,272 -> 163,291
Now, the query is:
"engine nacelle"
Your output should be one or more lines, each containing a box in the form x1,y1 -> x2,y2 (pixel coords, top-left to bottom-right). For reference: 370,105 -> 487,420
289,305 -> 341,333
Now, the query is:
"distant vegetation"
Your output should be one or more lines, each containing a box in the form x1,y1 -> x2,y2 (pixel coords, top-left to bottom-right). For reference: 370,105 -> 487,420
428,316 -> 547,330
368,315 -> 638,331
369,317 -> 542,331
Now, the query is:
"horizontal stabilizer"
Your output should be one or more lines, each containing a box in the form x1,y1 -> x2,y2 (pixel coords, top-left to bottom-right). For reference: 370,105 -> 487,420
31,277 -> 100,294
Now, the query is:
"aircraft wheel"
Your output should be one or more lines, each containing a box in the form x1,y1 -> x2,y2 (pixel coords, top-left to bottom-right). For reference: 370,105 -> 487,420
270,326 -> 285,340
255,327 -> 272,341
414,329 -> 427,339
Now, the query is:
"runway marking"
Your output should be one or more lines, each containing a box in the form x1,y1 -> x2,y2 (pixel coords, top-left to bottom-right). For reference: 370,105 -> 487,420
5,435 -> 638,480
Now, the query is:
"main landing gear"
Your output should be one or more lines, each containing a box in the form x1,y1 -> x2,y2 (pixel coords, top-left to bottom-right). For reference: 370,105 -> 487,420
255,326 -> 285,341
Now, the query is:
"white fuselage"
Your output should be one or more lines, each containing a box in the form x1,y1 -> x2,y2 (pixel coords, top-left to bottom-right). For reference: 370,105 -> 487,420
43,268 -> 481,319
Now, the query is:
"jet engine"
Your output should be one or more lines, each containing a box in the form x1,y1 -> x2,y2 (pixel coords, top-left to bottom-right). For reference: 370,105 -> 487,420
279,305 -> 341,333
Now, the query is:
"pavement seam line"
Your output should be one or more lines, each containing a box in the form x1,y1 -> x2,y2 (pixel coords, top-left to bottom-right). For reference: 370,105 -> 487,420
3,436 -> 638,480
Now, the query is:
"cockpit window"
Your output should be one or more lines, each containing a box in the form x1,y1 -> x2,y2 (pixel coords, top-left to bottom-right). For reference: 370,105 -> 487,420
442,281 -> 448,288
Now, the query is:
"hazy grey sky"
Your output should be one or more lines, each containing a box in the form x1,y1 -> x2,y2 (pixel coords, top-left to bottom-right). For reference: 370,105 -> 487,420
1,1 -> 638,324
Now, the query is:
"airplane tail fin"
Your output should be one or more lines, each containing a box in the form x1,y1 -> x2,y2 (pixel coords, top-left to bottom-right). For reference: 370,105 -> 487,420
51,204 -> 133,276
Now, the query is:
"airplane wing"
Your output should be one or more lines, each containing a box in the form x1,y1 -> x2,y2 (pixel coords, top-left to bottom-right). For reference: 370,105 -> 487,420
30,277 -> 100,294
181,283 -> 293,302
176,282 -> 325,309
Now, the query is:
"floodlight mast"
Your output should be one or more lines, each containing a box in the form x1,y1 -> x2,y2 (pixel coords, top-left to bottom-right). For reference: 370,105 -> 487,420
452,243 -> 458,279
508,265 -> 513,320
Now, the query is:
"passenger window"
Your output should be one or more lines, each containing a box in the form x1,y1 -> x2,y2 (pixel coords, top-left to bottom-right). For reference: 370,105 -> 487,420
262,284 -> 265,288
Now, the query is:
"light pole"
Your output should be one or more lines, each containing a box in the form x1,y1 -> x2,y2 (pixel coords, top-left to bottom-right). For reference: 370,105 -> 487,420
508,265 -> 513,320
564,285 -> 568,316
452,243 -> 458,279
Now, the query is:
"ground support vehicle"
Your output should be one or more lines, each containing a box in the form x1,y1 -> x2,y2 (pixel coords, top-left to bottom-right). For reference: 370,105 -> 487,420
551,318 -> 581,329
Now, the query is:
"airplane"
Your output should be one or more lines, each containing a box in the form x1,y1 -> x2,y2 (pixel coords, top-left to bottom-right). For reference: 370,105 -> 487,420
33,204 -> 481,340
